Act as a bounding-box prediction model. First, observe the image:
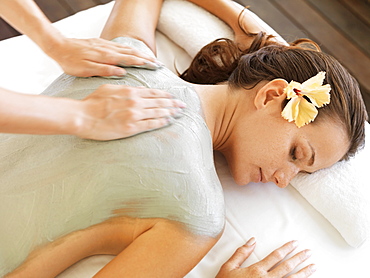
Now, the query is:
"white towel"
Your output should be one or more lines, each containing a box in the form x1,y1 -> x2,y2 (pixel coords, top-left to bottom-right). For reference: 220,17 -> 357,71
158,0 -> 285,57
158,0 -> 370,248
291,124 -> 370,247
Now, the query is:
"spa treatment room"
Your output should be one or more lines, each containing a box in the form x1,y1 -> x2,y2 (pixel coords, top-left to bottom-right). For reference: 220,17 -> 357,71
0,0 -> 369,277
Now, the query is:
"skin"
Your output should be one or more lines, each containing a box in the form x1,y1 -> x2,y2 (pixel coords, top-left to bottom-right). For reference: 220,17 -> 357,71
0,0 -> 160,77
216,238 -> 317,278
0,0 -> 184,140
5,1 -> 219,277
195,80 -> 349,188
0,86 -> 185,140
4,0 -> 350,277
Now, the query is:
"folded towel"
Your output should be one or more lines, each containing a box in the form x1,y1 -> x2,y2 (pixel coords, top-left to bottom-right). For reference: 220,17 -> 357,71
158,0 -> 233,58
158,0 -> 370,248
291,124 -> 370,247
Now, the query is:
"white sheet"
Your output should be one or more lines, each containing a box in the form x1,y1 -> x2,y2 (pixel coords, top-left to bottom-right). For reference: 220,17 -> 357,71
0,1 -> 369,277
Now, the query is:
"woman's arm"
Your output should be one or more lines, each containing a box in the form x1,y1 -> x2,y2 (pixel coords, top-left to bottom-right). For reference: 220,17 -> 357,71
6,218 -> 217,278
101,0 -> 164,54
186,0 -> 284,49
94,220 -> 217,278
0,86 -> 184,140
0,0 -> 160,77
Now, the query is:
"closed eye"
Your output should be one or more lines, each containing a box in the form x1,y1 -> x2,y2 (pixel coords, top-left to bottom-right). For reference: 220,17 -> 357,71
300,170 -> 313,175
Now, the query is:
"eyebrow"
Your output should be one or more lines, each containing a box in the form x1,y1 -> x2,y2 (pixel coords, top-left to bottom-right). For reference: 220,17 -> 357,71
308,143 -> 316,167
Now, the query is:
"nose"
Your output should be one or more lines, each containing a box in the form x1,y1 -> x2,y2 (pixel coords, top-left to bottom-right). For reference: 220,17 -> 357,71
273,165 -> 300,188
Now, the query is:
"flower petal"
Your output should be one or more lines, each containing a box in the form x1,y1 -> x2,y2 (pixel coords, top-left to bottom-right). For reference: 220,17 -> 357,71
301,71 -> 326,91
284,81 -> 302,99
281,97 -> 300,123
304,84 -> 331,107
295,98 -> 318,128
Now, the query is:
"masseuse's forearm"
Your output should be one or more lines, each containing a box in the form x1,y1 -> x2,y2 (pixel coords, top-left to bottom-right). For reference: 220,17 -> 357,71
0,88 -> 81,136
0,0 -> 63,55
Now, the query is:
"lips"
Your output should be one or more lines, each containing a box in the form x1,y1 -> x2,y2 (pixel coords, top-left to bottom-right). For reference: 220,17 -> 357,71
260,168 -> 267,183
251,168 -> 268,184
252,168 -> 262,183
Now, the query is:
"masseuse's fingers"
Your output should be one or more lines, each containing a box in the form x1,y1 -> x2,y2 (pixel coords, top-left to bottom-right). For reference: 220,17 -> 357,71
129,117 -> 173,135
125,87 -> 186,118
90,43 -> 162,69
48,37 -> 161,77
78,85 -> 186,140
86,47 -> 162,71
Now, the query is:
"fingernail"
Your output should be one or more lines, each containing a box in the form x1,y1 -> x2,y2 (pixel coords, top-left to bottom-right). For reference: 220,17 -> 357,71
101,75 -> 124,79
144,61 -> 162,70
177,101 -> 187,108
114,68 -> 126,76
117,62 -> 161,70
245,237 -> 256,246
166,116 -> 175,125
155,60 -> 165,66
305,250 -> 312,258
131,62 -> 161,70
173,108 -> 184,119
291,240 -> 299,248
310,264 -> 317,273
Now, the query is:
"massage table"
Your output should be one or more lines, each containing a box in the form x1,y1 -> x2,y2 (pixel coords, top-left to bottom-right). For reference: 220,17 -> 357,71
0,1 -> 369,277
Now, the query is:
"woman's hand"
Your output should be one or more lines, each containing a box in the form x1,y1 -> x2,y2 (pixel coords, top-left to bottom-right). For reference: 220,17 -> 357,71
46,37 -> 161,77
216,239 -> 316,278
76,84 -> 186,140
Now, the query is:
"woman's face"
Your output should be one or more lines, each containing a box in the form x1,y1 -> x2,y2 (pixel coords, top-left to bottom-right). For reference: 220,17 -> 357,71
224,111 -> 349,188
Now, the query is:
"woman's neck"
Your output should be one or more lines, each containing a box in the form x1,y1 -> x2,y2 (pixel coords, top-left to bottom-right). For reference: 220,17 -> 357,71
194,84 -> 252,151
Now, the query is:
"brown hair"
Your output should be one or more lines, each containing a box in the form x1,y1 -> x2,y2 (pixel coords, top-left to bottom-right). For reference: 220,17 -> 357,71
180,33 -> 367,160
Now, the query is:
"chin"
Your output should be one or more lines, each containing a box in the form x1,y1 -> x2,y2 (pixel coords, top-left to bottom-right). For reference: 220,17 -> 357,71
231,174 -> 250,186
224,157 -> 251,186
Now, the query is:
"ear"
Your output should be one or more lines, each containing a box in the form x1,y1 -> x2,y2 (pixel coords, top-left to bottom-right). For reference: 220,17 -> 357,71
254,79 -> 288,110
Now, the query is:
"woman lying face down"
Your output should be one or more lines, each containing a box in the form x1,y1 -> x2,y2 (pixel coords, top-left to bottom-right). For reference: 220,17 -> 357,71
2,0 -> 367,278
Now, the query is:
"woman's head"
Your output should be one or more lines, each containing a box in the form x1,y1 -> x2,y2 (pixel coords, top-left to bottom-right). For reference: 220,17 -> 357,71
227,43 -> 367,161
224,84 -> 350,187
183,34 -> 367,186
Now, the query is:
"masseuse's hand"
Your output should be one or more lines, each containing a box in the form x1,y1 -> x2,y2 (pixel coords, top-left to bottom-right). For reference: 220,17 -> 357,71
76,84 -> 185,140
47,37 -> 161,77
216,239 -> 316,278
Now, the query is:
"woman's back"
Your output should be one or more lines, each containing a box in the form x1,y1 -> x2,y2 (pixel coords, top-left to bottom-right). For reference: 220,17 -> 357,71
0,38 -> 224,275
